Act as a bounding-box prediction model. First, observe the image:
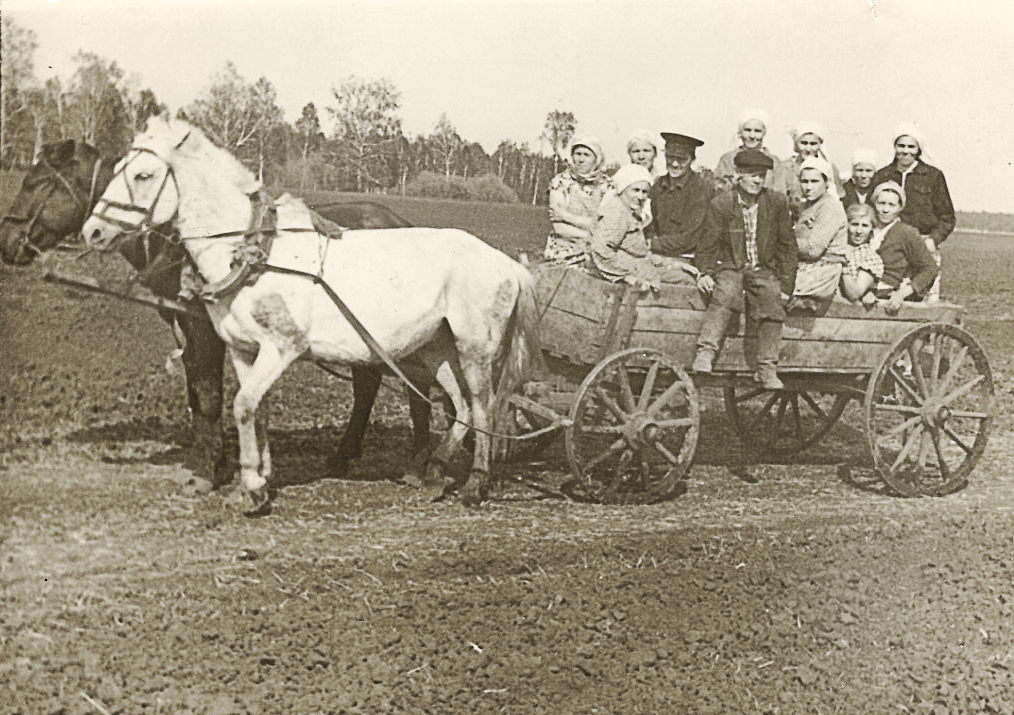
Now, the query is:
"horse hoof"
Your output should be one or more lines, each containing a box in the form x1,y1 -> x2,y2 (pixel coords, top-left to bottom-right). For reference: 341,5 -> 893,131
242,487 -> 273,518
182,476 -> 213,496
325,452 -> 353,480
459,484 -> 487,508
421,481 -> 451,503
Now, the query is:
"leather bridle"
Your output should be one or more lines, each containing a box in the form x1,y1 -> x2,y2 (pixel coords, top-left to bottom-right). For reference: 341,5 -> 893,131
91,146 -> 180,241
1,154 -> 103,258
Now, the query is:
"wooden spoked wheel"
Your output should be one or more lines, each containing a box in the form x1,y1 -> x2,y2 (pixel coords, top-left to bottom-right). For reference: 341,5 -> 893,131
498,394 -> 561,463
723,381 -> 852,456
565,349 -> 699,505
865,323 -> 995,497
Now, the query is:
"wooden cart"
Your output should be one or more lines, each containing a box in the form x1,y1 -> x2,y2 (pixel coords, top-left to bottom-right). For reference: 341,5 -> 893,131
503,263 -> 996,504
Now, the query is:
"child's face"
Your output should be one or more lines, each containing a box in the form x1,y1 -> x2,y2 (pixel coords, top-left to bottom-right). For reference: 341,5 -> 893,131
848,216 -> 874,245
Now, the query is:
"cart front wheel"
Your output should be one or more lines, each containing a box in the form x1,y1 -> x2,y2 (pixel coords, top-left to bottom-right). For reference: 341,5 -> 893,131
865,323 -> 995,497
565,348 -> 699,505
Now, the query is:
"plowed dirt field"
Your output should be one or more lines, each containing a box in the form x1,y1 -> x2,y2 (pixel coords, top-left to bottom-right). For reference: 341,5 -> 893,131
3,194 -> 1014,714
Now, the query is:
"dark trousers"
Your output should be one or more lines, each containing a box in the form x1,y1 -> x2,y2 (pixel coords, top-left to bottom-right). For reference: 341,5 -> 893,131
697,267 -> 785,367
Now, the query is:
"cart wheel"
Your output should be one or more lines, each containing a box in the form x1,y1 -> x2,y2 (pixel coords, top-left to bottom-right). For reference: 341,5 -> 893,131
497,394 -> 561,463
723,382 -> 851,456
865,323 -> 995,497
565,348 -> 699,505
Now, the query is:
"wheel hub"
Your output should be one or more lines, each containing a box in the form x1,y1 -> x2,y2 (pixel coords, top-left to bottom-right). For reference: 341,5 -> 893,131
921,399 -> 950,429
623,412 -> 662,446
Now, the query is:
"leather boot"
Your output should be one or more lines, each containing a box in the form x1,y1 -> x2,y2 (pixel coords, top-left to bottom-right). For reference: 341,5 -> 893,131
692,347 -> 717,373
754,364 -> 784,390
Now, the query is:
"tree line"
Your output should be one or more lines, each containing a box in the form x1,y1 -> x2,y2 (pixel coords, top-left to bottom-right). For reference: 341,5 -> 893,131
0,16 -> 587,206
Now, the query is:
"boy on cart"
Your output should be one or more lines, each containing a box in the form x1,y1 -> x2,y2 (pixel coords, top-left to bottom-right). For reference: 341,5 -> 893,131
691,149 -> 798,390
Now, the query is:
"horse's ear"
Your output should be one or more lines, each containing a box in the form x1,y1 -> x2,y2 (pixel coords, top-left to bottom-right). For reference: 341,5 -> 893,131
42,140 -> 77,167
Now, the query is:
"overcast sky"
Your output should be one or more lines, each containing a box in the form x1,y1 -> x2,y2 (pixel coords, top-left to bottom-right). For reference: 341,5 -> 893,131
7,0 -> 1014,212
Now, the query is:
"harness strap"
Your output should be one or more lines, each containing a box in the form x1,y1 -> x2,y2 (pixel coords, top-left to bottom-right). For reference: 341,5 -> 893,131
257,263 -> 558,443
263,263 -> 431,402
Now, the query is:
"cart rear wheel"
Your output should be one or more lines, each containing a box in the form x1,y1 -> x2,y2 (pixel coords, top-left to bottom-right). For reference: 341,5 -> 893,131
723,381 -> 851,456
865,323 -> 994,497
565,348 -> 699,505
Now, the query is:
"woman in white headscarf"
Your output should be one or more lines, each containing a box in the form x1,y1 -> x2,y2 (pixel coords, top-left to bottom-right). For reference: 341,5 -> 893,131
714,108 -> 778,191
544,134 -> 608,263
626,129 -> 661,178
590,164 -> 698,289
870,122 -> 955,302
624,129 -> 661,226
787,156 -> 848,313
771,120 -> 844,218
842,148 -> 878,209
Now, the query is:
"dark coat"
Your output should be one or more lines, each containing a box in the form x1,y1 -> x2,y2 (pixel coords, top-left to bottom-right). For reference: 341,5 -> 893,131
872,161 -> 955,246
877,220 -> 939,298
697,188 -> 798,296
841,178 -> 873,210
647,170 -> 713,259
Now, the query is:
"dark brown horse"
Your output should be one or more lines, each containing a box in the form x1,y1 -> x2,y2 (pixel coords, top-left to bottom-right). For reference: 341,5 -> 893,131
1,139 -> 434,487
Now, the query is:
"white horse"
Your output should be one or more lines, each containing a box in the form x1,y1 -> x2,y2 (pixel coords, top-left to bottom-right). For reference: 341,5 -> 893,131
81,116 -> 541,513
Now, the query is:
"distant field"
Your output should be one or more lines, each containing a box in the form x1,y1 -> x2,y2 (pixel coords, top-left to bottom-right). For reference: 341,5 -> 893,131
300,190 -> 551,260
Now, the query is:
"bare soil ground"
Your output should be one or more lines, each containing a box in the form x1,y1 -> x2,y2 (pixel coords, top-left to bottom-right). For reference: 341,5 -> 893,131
3,194 -> 1014,713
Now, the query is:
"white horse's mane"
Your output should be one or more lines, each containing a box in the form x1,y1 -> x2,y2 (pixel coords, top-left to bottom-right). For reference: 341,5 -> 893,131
138,116 -> 262,197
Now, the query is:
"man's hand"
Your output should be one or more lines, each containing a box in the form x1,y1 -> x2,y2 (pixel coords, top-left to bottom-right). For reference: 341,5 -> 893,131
697,274 -> 715,294
924,236 -> 937,254
885,291 -> 905,315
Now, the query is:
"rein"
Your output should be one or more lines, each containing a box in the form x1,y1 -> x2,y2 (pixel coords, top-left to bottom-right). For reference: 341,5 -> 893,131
258,262 -> 557,444
93,140 -> 550,443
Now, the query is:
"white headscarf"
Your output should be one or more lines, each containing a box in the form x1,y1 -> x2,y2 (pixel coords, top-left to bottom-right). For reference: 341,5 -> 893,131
797,155 -> 839,200
851,148 -> 879,169
892,122 -> 926,152
611,164 -> 654,194
891,121 -> 933,164
795,120 -> 826,142
732,108 -> 769,150
626,129 -> 660,175
738,108 -> 770,131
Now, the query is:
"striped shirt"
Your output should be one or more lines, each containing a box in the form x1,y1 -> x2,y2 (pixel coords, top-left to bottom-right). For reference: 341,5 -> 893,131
739,194 -> 760,266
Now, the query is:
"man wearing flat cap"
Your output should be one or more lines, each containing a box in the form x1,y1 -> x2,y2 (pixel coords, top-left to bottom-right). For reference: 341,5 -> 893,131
693,148 -> 797,391
647,132 -> 713,263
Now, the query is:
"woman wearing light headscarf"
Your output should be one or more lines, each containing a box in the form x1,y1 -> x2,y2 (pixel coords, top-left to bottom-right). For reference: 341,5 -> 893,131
544,134 -> 608,263
624,129 -> 661,226
787,156 -> 848,313
626,129 -> 661,178
841,148 -> 878,209
859,181 -> 939,313
590,164 -> 698,289
714,108 -> 778,191
772,120 -> 844,218
871,122 -> 954,302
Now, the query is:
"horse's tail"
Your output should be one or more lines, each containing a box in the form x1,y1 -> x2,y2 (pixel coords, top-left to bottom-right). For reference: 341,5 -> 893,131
492,262 -> 545,456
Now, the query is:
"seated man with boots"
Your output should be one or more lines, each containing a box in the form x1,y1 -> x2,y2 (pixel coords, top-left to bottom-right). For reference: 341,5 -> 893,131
692,148 -> 798,390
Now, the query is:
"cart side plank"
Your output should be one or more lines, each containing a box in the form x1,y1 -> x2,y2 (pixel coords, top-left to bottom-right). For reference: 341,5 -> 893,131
533,263 -> 964,373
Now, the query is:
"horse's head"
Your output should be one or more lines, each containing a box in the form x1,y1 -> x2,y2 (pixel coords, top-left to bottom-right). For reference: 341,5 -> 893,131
1,140 -> 114,265
83,115 -> 259,252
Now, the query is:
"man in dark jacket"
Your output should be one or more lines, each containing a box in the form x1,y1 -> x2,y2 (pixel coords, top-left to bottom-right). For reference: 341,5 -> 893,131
692,149 -> 798,390
871,124 -> 955,302
648,132 -> 713,263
